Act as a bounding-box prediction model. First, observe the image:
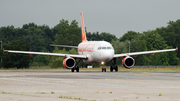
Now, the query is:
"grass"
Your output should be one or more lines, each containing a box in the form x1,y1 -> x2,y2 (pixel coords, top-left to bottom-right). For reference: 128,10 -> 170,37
2,92 -> 12,94
51,91 -> 55,94
64,96 -> 68,99
159,93 -> 162,96
136,96 -> 139,99
1,66 -> 180,71
36,92 -> 47,94
59,95 -> 88,100
74,97 -> 83,100
59,95 -> 63,98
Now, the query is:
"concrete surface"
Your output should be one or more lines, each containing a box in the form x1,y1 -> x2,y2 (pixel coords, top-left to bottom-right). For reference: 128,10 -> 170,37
0,70 -> 180,101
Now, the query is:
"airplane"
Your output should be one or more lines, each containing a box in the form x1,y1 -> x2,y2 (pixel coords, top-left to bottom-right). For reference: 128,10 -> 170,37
4,11 -> 178,72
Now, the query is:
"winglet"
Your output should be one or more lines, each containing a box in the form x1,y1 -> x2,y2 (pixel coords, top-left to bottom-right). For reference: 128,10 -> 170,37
80,11 -> 88,42
176,47 -> 178,52
3,48 -> 5,54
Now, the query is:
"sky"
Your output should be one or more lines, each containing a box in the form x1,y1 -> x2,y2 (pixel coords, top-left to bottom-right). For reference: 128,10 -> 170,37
1,0 -> 180,38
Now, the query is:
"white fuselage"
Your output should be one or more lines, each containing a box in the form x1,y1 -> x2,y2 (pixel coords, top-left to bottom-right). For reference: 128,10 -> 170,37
78,41 -> 114,64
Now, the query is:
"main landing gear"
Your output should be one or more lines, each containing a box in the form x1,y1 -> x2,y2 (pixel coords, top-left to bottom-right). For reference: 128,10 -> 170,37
71,59 -> 81,72
110,58 -> 118,72
71,66 -> 79,72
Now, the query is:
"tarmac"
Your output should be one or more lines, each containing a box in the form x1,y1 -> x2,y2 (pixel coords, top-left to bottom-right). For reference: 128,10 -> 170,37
0,70 -> 180,101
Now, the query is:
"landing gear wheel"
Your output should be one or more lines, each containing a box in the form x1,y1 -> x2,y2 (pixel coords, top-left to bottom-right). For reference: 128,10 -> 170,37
76,66 -> 79,72
111,58 -> 118,72
115,66 -> 118,72
110,66 -> 113,72
71,68 -> 74,72
102,68 -> 106,72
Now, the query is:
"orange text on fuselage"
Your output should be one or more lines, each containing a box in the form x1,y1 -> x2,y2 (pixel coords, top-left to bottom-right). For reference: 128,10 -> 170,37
78,43 -> 95,54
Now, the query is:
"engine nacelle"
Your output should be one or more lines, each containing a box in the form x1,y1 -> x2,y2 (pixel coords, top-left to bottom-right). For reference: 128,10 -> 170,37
63,57 -> 76,69
122,56 -> 135,69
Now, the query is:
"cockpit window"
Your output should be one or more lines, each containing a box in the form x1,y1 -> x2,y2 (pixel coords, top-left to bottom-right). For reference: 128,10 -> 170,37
97,47 -> 102,50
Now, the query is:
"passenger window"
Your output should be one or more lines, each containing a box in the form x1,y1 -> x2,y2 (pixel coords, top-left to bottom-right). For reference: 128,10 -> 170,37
102,47 -> 106,49
107,47 -> 112,49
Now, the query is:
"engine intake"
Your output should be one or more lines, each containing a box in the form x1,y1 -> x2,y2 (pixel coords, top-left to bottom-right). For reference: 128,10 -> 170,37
122,56 -> 135,69
63,57 -> 76,69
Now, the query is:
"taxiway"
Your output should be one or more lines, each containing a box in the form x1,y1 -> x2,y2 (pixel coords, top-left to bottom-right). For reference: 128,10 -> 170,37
0,70 -> 180,101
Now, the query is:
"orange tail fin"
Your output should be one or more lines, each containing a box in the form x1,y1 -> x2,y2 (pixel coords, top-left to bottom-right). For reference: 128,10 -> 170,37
80,11 -> 87,42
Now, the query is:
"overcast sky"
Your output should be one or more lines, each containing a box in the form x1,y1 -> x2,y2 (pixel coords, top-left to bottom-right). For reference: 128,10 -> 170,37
1,0 -> 180,38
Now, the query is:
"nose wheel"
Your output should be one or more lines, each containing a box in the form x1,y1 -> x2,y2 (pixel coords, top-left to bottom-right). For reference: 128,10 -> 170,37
102,68 -> 106,72
102,65 -> 106,72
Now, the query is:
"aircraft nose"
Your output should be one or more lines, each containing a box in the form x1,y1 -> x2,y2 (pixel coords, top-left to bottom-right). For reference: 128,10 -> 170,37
101,50 -> 114,62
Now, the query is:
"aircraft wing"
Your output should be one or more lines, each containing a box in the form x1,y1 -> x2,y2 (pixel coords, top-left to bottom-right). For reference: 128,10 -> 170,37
113,47 -> 178,58
4,50 -> 87,59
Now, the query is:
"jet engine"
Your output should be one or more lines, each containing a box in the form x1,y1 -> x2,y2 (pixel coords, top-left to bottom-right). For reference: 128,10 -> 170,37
63,57 -> 76,69
122,56 -> 135,69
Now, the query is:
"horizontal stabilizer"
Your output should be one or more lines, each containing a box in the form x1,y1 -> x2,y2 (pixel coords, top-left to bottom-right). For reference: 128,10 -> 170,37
50,44 -> 78,48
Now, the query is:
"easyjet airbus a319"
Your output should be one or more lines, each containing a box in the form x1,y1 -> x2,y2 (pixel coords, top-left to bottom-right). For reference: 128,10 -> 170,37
4,12 -> 178,72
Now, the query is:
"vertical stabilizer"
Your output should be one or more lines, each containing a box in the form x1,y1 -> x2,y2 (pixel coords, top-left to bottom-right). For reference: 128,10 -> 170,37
80,11 -> 88,42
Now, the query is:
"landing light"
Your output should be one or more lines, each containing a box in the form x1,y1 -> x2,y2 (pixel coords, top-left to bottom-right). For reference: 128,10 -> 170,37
101,61 -> 105,65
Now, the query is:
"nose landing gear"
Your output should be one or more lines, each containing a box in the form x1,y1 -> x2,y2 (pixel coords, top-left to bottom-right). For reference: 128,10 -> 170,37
101,61 -> 106,72
102,65 -> 106,72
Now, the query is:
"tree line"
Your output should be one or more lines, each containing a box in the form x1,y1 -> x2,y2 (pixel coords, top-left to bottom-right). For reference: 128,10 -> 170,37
0,19 -> 180,68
